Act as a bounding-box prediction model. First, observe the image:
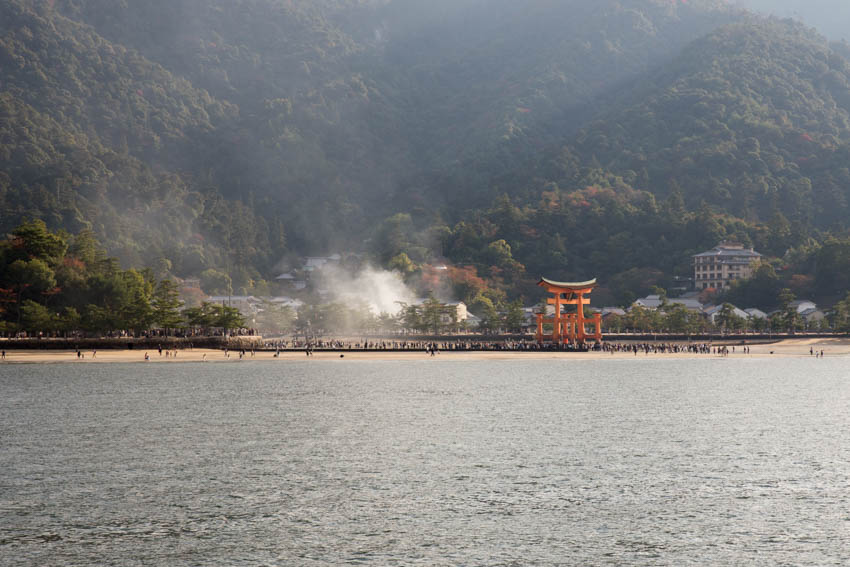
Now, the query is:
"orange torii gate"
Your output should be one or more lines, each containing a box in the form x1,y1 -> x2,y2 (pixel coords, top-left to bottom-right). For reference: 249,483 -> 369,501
535,277 -> 602,345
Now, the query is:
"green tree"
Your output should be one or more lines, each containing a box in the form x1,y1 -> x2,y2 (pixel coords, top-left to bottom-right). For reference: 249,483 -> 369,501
200,269 -> 233,295
388,252 -> 416,275
478,300 -> 502,333
118,269 -> 155,333
724,261 -> 781,310
182,302 -> 244,334
212,304 -> 245,334
627,305 -> 663,332
7,258 -> 57,324
398,303 -> 421,333
420,296 -> 445,334
778,288 -> 797,332
716,303 -> 744,332
58,307 -> 81,334
11,219 -> 68,264
68,228 -> 101,267
81,304 -> 112,335
255,301 -> 295,334
814,237 -> 850,296
20,300 -> 55,334
152,279 -> 184,334
375,213 -> 414,263
832,292 -> 850,332
503,299 -> 525,332
183,303 -> 218,330
663,303 -> 689,333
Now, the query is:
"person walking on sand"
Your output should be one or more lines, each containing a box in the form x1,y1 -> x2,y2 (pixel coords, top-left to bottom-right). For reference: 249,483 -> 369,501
1,350 -> 5,360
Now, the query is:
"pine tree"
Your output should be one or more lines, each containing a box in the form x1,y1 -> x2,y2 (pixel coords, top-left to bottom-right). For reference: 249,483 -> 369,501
152,279 -> 183,335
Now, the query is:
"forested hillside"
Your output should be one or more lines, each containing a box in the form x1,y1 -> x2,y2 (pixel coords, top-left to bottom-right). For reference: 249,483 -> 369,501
4,0 -> 850,314
572,19 -> 850,226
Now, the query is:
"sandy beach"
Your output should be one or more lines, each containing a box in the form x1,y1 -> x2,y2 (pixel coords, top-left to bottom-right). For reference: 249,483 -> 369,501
0,338 -> 848,364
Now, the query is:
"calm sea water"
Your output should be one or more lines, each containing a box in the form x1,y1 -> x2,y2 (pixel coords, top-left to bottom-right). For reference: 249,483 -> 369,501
1,357 -> 850,566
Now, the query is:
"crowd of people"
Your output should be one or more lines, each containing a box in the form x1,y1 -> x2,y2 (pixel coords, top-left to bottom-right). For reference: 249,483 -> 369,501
261,338 -> 595,352
256,338 -> 761,354
599,342 -> 737,355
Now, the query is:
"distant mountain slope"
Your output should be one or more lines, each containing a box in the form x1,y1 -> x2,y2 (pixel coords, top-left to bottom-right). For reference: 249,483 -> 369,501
1,1 -> 234,163
568,18 -> 850,226
41,0 -> 747,250
0,1 -> 277,277
372,0 -> 740,169
50,0 -> 741,186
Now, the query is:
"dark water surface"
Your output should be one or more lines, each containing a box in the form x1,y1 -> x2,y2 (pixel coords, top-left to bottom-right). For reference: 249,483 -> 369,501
2,358 -> 850,565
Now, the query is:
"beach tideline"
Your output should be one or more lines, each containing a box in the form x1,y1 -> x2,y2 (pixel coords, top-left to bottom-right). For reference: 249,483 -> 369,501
0,338 -> 848,363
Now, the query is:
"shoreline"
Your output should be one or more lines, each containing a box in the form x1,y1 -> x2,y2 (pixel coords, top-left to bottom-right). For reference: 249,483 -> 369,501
1,338 -> 848,364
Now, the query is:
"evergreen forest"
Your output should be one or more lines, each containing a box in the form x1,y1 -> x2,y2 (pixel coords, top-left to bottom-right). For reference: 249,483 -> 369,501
5,0 -> 850,330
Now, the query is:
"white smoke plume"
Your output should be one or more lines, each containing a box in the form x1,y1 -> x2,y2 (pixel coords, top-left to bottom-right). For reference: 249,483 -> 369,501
318,264 -> 416,315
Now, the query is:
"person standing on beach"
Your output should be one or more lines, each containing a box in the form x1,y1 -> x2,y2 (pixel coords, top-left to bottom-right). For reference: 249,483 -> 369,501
1,350 -> 5,360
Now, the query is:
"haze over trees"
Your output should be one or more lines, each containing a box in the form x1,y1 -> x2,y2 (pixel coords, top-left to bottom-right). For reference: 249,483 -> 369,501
4,0 -> 850,314
736,0 -> 850,40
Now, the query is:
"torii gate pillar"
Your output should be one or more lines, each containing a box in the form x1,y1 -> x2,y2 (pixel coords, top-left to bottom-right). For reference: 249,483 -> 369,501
535,277 -> 602,346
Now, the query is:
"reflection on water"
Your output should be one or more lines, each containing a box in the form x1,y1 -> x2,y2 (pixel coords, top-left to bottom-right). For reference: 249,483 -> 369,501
1,358 -> 849,565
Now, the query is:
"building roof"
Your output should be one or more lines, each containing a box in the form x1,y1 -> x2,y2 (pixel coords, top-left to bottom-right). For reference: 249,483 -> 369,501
672,299 -> 704,310
601,307 -> 626,316
268,296 -> 304,307
704,304 -> 749,320
693,243 -> 761,260
791,300 -> 817,313
634,295 -> 703,311
411,298 -> 465,307
207,295 -> 261,303
745,308 -> 768,319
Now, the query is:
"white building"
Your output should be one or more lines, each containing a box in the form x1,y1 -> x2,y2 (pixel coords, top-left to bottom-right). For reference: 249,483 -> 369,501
693,242 -> 761,290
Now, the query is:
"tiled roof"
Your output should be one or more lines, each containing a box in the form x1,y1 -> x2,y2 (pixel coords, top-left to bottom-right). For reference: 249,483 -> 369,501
693,246 -> 761,259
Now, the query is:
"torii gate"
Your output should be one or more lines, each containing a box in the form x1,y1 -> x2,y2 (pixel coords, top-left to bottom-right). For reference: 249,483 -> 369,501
535,277 -> 602,345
